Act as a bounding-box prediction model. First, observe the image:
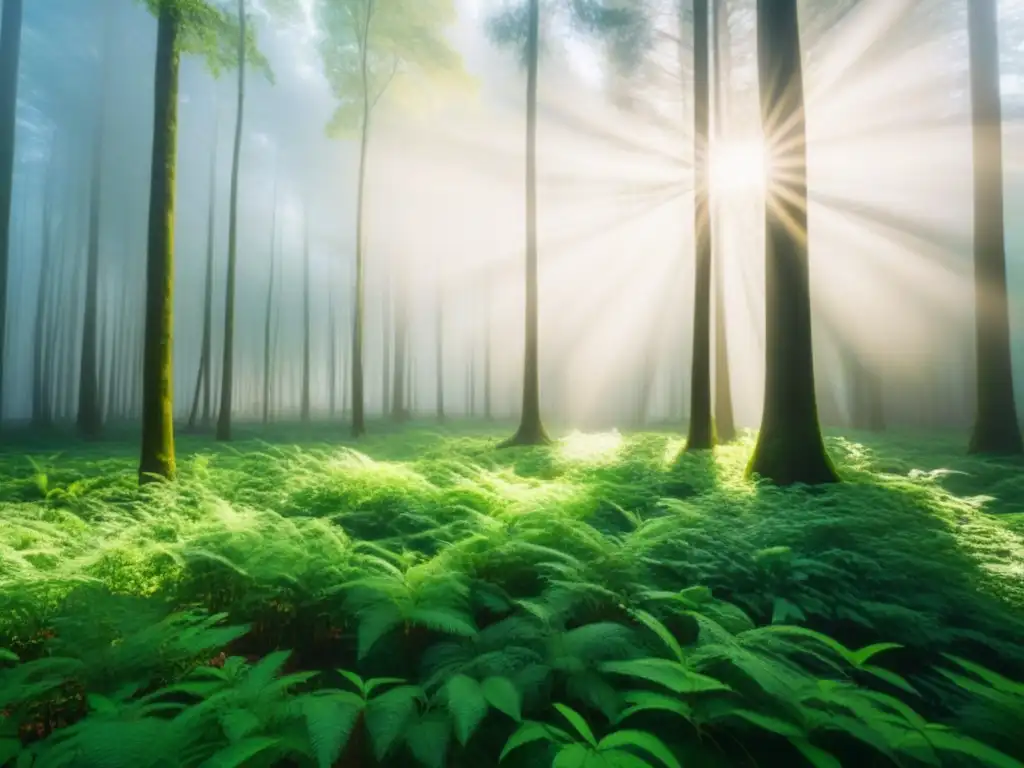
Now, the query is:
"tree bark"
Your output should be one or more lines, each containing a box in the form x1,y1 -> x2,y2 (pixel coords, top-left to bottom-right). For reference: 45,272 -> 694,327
746,0 -> 838,485
301,206 -> 311,422
188,120 -> 218,430
966,0 -> 1022,454
686,0 -> 714,451
500,0 -> 549,447
215,0 -> 247,441
139,4 -> 179,482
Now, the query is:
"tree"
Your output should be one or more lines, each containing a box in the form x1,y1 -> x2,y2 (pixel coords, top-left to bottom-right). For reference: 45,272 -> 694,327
489,0 -> 550,447
0,0 -> 23,425
685,0 -> 713,451
745,0 -> 838,485
301,205 -> 312,422
966,0 -> 1022,455
137,0 -> 267,481
317,0 -> 465,437
216,0 -> 273,441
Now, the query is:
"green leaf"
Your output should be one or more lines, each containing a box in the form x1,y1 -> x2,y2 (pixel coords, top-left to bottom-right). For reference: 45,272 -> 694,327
357,605 -> 404,660
598,730 -> 681,768
861,665 -> 918,695
848,643 -> 901,668
500,721 -> 569,762
771,598 -> 806,625
337,669 -> 367,696
405,711 -> 452,768
630,609 -> 685,662
365,684 -> 421,761
925,730 -> 1024,768
554,703 -> 598,748
616,691 -> 693,724
790,738 -> 841,768
301,691 -> 365,768
553,743 -> 592,768
0,649 -> 18,663
601,658 -> 730,694
446,674 -> 488,746
941,655 -> 1024,696
408,607 -> 477,638
0,739 -> 21,766
482,676 -> 522,722
711,708 -> 804,738
220,709 -> 262,742
198,737 -> 281,768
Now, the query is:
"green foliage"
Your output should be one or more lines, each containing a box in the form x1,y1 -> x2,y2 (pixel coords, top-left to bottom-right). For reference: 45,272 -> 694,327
316,0 -> 470,138
137,0 -> 273,82
1,426 -> 1024,766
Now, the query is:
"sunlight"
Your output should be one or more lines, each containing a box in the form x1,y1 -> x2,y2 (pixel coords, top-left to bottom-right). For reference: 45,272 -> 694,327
556,430 -> 625,465
709,139 -> 769,197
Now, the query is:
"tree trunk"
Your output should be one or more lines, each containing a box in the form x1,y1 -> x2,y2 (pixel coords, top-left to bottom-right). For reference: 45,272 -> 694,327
262,187 -> 278,425
746,0 -> 838,485
189,125 -> 218,429
501,0 -> 549,447
301,206 -> 311,422
329,289 -> 337,417
350,3 -> 374,438
966,0 -> 1022,454
436,274 -> 445,422
483,277 -> 492,420
711,0 -> 735,442
0,0 -> 22,424
686,0 -> 714,451
139,4 -> 179,482
391,264 -> 408,421
215,0 -> 247,442
381,272 -> 391,418
32,174 -> 54,428
77,103 -> 104,438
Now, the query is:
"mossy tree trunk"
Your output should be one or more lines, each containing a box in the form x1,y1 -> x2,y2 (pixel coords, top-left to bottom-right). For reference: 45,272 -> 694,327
0,0 -> 23,424
711,0 -> 735,443
966,0 -> 1022,455
215,0 -> 247,442
501,0 -> 549,447
746,0 -> 838,486
686,0 -> 714,452
139,3 -> 180,483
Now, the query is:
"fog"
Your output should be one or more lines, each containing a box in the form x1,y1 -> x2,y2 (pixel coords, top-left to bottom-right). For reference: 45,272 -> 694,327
4,0 -> 1024,432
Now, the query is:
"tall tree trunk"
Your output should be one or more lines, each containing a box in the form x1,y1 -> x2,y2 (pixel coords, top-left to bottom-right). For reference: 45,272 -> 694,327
139,4 -> 180,482
215,0 -> 247,442
436,273 -> 444,422
301,206 -> 311,422
686,0 -> 714,451
262,186 -> 278,425
967,0 -> 1022,454
711,0 -> 735,442
391,264 -> 408,421
32,177 -> 54,428
746,0 -> 837,485
350,1 -> 374,438
483,278 -> 492,420
329,288 -> 337,417
501,0 -> 549,447
189,124 -> 218,429
0,0 -> 22,424
381,271 -> 391,418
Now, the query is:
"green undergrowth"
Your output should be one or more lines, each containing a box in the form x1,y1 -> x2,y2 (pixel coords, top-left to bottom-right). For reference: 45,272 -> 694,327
1,422 -> 1023,767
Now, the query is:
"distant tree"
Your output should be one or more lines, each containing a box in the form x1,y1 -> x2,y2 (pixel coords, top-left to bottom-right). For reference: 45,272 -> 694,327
262,183 -> 279,425
966,0 -> 1022,455
745,0 -> 838,485
137,0 -> 267,481
301,206 -> 312,422
216,0 -> 273,442
316,0 -> 466,437
0,0 -> 23,425
187,123 -> 219,431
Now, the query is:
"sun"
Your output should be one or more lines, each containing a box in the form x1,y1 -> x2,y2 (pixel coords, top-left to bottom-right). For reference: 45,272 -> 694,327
709,138 -> 770,196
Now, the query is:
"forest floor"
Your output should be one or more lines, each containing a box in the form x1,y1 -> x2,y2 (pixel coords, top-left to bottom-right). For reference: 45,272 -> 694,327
2,422 -> 1024,766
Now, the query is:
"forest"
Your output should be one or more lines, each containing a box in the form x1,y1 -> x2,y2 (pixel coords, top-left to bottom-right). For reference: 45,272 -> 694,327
1,0 -> 1023,765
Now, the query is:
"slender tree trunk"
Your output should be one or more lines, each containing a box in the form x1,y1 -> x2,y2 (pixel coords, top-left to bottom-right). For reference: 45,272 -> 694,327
350,1 -> 374,438
301,206 -> 311,422
139,4 -> 180,482
215,0 -> 247,442
329,289 -> 337,417
0,0 -> 22,424
381,271 -> 391,418
32,179 -> 54,428
189,124 -> 218,429
967,0 -> 1022,454
262,183 -> 277,425
746,0 -> 837,485
501,0 -> 549,447
436,274 -> 445,422
686,0 -> 714,451
483,278 -> 492,420
711,0 -> 735,442
77,105 -> 104,438
391,264 -> 408,421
